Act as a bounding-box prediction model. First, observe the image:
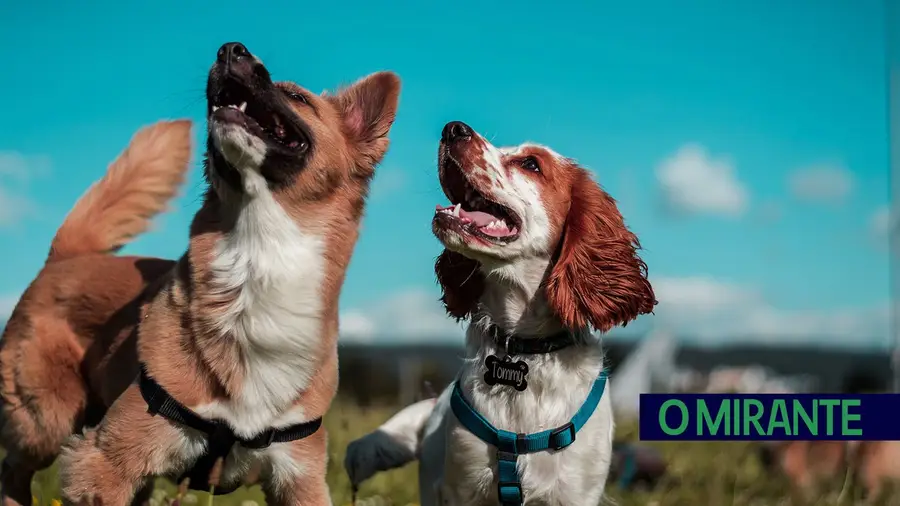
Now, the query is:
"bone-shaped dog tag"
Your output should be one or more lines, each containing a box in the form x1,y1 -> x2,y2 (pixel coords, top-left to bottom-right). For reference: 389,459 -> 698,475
484,355 -> 529,391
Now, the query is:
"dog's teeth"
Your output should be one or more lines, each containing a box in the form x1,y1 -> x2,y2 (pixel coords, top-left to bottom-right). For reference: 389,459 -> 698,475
453,204 -> 461,217
212,105 -> 220,112
482,220 -> 507,230
239,102 -> 247,112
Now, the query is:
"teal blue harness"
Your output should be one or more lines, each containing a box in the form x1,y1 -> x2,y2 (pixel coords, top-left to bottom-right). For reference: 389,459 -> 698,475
449,370 -> 609,505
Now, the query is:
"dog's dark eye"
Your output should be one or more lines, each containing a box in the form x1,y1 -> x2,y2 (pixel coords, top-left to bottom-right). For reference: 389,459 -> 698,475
521,156 -> 540,172
286,91 -> 309,105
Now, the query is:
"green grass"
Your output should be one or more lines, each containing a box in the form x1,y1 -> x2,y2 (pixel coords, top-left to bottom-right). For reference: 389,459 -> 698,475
12,400 -> 899,506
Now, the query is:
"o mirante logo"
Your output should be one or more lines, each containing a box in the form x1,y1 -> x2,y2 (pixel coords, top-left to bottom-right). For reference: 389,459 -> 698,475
639,394 -> 900,441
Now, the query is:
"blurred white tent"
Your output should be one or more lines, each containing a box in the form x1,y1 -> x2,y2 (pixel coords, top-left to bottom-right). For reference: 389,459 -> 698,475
704,365 -> 815,394
610,330 -> 679,420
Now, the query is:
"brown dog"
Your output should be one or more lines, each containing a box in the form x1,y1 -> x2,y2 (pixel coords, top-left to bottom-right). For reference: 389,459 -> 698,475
0,42 -> 400,506
0,118 -> 194,506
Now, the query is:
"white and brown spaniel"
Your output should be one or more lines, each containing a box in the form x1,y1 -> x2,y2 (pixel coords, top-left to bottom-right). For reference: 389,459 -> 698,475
345,121 -> 656,506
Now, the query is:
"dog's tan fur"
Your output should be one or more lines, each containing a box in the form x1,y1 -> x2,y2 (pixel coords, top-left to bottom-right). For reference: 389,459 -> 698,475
1,59 -> 400,506
0,120 -> 192,506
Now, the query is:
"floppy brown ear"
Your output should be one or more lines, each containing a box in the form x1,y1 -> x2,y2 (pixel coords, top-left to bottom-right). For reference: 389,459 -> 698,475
331,71 -> 401,169
435,249 -> 485,321
545,170 -> 657,332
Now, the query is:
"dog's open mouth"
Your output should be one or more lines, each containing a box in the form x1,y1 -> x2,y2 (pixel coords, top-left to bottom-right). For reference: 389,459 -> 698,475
434,156 -> 521,244
210,80 -> 308,152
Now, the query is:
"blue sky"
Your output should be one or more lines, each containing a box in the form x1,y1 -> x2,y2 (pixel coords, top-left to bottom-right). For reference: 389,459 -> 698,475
0,0 -> 893,348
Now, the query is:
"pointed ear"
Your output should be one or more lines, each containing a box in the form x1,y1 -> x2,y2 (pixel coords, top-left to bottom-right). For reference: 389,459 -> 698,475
545,170 -> 657,332
435,249 -> 485,321
331,71 -> 401,168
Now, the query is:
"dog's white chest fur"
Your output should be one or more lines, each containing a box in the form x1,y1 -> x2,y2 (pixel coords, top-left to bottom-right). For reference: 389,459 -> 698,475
434,333 -> 615,506
194,168 -> 325,439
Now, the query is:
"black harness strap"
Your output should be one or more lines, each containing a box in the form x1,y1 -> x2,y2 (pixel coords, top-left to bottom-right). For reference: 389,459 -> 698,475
138,364 -> 322,493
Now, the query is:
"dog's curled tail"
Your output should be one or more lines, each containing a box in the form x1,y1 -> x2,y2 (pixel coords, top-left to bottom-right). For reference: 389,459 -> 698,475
47,120 -> 194,263
344,397 -> 437,488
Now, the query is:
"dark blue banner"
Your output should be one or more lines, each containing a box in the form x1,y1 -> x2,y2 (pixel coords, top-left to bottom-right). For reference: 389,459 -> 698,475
638,393 -> 900,441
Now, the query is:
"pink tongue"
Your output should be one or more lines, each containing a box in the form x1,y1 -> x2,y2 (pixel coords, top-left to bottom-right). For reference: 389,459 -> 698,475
481,226 -> 514,237
434,204 -> 498,226
462,209 -> 516,237
459,209 -> 499,227
435,204 -> 515,237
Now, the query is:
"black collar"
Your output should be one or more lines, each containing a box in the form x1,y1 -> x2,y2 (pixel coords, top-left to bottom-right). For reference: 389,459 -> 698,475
487,325 -> 579,355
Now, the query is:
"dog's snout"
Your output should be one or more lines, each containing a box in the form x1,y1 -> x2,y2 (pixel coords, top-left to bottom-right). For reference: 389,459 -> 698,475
214,42 -> 268,83
217,42 -> 251,65
442,121 -> 473,143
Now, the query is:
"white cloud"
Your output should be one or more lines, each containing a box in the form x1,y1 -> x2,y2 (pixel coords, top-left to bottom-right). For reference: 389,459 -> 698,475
0,151 -> 51,180
339,312 -> 378,343
868,206 -> 898,253
0,151 -> 49,227
650,276 -> 890,347
339,288 -> 465,343
0,186 -> 36,227
787,164 -> 854,203
338,280 -> 891,348
369,168 -> 406,200
871,206 -> 895,237
653,277 -> 760,312
656,144 -> 748,217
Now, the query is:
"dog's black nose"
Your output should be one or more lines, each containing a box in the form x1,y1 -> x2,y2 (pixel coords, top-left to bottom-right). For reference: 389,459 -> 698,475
217,42 -> 251,65
442,121 -> 473,143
